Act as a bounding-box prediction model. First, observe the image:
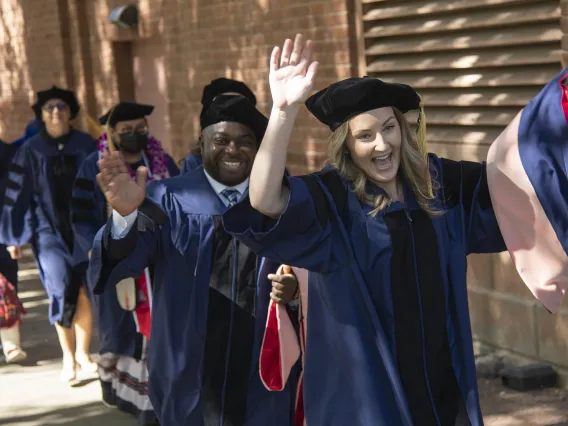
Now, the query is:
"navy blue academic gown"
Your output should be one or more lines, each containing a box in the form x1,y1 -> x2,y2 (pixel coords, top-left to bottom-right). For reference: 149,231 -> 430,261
223,154 -> 506,426
180,152 -> 203,174
0,129 -> 96,325
87,167 -> 296,426
71,150 -> 180,270
71,150 -> 179,357
0,140 -> 21,285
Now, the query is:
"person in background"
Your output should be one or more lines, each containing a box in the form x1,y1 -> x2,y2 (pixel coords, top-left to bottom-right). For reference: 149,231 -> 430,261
88,95 -> 299,425
0,138 -> 27,363
11,119 -> 43,148
0,86 -> 98,382
180,77 -> 258,174
71,101 -> 178,425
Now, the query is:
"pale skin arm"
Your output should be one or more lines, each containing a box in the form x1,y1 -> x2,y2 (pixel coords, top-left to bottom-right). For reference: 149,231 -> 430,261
249,34 -> 319,218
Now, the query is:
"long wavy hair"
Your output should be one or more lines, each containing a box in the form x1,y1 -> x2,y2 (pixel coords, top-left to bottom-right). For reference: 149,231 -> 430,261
327,108 -> 441,217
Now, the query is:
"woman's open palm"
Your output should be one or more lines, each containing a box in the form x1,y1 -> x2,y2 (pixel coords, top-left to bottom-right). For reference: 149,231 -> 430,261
96,151 -> 147,217
270,34 -> 319,109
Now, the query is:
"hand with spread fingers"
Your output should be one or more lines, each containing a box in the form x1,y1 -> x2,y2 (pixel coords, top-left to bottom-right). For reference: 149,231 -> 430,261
268,265 -> 299,305
269,33 -> 319,111
96,150 -> 147,217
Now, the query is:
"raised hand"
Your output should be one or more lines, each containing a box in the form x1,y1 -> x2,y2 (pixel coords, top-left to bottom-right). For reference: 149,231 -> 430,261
269,33 -> 319,110
96,151 -> 147,217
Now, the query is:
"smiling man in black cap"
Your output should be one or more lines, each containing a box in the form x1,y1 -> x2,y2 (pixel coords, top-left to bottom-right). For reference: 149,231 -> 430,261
180,77 -> 258,174
87,95 -> 299,426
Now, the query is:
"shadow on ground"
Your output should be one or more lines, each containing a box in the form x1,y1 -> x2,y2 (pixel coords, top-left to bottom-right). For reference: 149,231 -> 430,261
479,378 -> 568,425
0,251 -> 137,425
0,401 -> 134,426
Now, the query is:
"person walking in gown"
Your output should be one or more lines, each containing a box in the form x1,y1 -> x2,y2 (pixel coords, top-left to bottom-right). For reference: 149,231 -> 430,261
0,86 -> 98,382
223,34 -> 516,425
87,95 -> 300,425
71,101 -> 179,424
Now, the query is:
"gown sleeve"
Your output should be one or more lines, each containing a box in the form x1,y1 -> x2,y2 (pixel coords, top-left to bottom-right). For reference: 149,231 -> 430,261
87,181 -> 172,294
436,155 -> 506,255
0,145 -> 35,246
180,152 -> 202,175
223,175 -> 343,273
70,154 -> 106,268
486,67 -> 568,313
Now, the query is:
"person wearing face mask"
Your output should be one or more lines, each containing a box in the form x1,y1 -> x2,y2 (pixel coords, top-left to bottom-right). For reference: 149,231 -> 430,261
87,95 -> 299,426
180,77 -> 258,174
70,101 -> 178,425
220,34 -> 523,426
0,85 -> 98,382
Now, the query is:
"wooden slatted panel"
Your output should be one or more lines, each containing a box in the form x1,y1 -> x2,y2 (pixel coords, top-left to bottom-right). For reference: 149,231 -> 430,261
361,0 -> 562,152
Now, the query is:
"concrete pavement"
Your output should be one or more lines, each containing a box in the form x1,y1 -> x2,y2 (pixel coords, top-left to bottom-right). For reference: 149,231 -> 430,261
1,250 -> 567,425
0,250 -> 136,426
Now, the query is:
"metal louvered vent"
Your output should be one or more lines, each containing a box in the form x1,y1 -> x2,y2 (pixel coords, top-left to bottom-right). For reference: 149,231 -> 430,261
361,0 -> 562,161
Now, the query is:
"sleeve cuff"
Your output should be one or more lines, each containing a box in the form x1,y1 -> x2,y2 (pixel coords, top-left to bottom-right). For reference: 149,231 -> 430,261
111,209 -> 138,239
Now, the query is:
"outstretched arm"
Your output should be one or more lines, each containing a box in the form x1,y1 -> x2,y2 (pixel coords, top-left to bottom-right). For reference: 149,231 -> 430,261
250,34 -> 319,218
88,150 -> 153,293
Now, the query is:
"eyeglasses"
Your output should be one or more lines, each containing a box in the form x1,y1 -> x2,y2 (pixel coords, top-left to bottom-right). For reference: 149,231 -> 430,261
43,103 -> 68,112
117,126 -> 149,137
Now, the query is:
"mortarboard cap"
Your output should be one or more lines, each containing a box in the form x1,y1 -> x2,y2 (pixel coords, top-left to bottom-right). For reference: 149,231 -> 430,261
32,85 -> 80,120
305,76 -> 422,132
201,78 -> 257,107
306,76 -> 429,174
200,95 -> 267,142
98,101 -> 154,127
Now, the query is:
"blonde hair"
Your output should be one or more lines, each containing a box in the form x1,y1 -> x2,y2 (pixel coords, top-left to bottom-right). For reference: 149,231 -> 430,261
327,108 -> 441,217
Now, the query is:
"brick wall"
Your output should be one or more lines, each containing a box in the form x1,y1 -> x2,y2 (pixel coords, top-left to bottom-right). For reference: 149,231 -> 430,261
156,0 -> 354,172
0,0 -> 353,174
0,0 -> 67,143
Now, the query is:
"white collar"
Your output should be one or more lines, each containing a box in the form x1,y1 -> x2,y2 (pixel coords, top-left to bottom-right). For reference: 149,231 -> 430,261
203,169 -> 249,197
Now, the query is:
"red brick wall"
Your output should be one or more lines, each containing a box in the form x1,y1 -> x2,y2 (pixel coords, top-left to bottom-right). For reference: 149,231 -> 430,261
0,0 -> 68,143
157,0 -> 354,173
1,0 -> 353,174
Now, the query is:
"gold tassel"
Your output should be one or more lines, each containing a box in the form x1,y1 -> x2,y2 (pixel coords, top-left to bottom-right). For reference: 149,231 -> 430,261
416,97 -> 434,198
105,107 -> 117,153
85,112 -> 104,139
416,100 -> 428,159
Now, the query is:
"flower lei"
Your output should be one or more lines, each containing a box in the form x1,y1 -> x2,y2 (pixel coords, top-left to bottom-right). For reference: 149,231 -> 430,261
97,132 -> 170,181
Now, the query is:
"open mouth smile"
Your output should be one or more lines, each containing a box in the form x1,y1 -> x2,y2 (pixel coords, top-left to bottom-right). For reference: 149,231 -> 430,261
372,153 -> 392,171
221,159 -> 244,169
